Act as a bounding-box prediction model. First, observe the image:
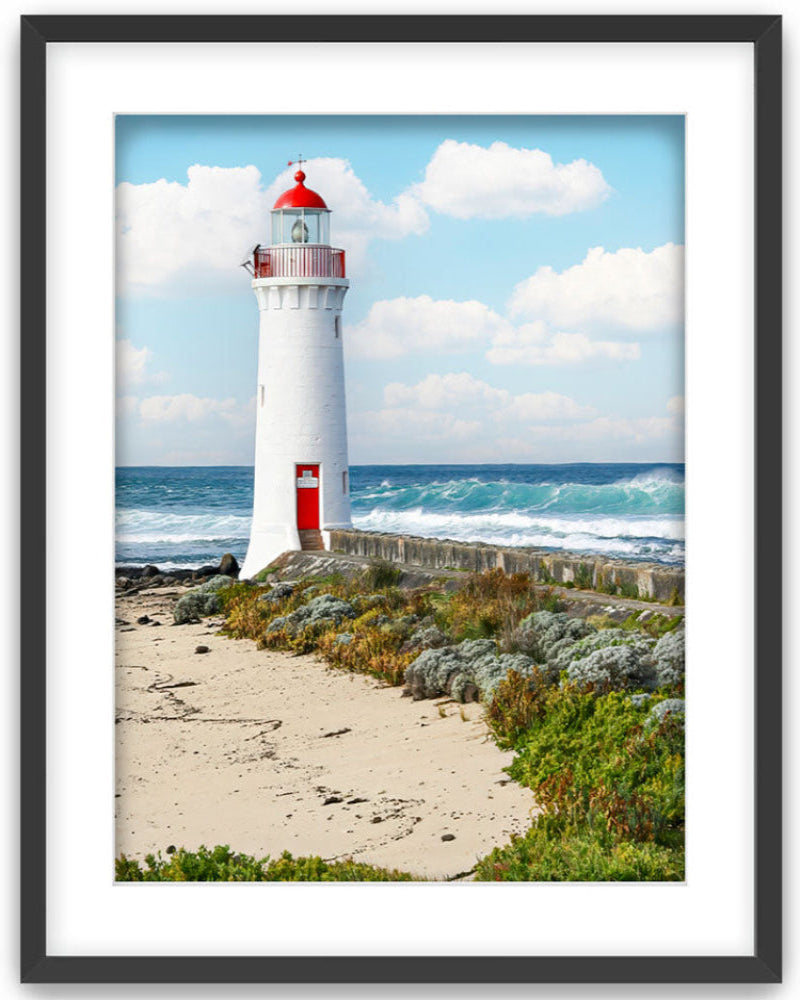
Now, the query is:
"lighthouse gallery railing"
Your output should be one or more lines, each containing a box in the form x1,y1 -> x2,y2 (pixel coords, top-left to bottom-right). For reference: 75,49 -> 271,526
253,245 -> 346,279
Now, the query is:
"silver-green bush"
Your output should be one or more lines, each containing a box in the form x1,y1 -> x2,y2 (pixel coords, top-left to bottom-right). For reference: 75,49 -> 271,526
404,639 -> 535,703
173,575 -> 235,624
264,593 -> 357,636
653,628 -> 685,687
511,611 -> 596,666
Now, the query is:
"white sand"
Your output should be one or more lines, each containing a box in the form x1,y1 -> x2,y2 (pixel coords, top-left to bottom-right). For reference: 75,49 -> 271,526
115,586 -> 537,880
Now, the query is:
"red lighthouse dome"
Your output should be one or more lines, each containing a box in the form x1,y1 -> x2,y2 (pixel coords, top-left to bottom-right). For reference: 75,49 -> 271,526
273,170 -> 328,210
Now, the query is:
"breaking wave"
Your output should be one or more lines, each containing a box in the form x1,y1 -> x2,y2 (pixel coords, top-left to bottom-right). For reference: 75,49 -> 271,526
115,463 -> 685,567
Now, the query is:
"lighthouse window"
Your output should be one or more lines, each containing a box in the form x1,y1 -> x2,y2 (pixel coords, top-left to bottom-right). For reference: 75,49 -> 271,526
259,385 -> 265,407
335,316 -> 341,338
342,470 -> 348,494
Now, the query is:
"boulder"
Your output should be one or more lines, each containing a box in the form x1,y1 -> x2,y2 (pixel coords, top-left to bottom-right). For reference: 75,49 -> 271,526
218,553 -> 239,578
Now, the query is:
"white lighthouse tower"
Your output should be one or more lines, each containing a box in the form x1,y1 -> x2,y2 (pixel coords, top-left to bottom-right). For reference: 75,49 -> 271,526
240,167 -> 352,579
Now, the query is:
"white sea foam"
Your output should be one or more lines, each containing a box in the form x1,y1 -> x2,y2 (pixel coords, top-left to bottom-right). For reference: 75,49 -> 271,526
352,508 -> 685,562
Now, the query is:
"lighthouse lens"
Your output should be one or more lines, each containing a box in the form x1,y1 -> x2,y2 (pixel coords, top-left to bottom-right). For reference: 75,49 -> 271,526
291,218 -> 309,243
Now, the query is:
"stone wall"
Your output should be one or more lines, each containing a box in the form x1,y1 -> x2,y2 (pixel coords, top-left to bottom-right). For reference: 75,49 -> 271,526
328,529 -> 684,604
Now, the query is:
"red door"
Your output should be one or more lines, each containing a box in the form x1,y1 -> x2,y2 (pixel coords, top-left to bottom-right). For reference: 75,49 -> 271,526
296,465 -> 320,529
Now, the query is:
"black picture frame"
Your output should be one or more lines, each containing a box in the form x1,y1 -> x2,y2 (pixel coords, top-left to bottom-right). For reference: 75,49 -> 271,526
20,14 -> 782,985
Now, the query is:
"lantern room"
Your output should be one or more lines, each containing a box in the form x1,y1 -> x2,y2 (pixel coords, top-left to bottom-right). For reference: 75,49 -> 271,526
250,167 -> 345,280
270,170 -> 331,246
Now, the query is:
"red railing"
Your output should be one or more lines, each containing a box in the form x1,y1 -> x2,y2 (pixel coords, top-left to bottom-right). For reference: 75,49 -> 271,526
253,245 -> 346,279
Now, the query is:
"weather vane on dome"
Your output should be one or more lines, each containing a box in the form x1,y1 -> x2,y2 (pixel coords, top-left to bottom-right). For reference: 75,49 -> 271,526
287,156 -> 307,169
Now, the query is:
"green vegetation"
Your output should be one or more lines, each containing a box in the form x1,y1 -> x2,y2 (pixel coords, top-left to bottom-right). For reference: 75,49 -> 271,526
364,559 -> 404,589
116,845 -> 414,882
574,562 -> 594,590
181,566 -> 685,882
476,683 -> 684,881
253,563 -> 281,583
219,568 -> 565,688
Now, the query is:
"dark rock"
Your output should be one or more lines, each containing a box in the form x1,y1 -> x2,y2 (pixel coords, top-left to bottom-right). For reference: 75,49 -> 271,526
460,682 -> 480,703
136,615 -> 151,625
218,553 -> 239,578
441,834 -> 456,842
170,569 -> 195,581
141,565 -> 160,578
166,845 -> 176,854
115,618 -> 129,626
323,796 -> 343,805
194,565 -> 218,579
161,576 -> 176,585
116,565 -> 144,579
370,816 -> 383,824
116,577 -> 130,590
195,645 -> 210,654
146,575 -> 165,587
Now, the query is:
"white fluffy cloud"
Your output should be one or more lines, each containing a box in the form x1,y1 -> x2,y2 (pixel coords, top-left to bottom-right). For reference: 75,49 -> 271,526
381,372 -> 594,424
384,372 -> 507,410
412,140 -> 611,219
347,295 -> 510,360
116,159 -> 428,296
487,322 -> 641,366
264,159 -> 428,255
351,408 -> 482,445
348,295 -> 642,367
347,381 -> 683,463
116,166 -> 266,295
139,393 -> 240,424
116,339 -> 152,386
509,243 -> 684,331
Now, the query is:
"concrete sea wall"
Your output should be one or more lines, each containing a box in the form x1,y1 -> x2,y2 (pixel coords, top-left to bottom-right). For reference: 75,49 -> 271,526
329,529 -> 684,604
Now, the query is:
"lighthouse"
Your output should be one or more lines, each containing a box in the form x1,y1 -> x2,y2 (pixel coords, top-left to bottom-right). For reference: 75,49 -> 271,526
240,167 -> 352,579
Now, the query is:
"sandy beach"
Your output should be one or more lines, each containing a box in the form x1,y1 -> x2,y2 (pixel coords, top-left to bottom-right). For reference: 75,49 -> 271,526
115,583 -> 537,880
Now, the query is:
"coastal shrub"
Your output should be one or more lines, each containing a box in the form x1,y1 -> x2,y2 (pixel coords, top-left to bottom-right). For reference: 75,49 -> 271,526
565,644 -> 658,692
476,686 -> 685,881
486,668 -> 550,748
318,625 -> 415,686
259,581 -> 296,603
403,639 -> 536,703
653,627 -> 686,688
620,610 -> 684,639
474,825 -> 684,882
509,688 -> 685,841
400,624 -> 450,654
436,570 -> 540,643
173,575 -> 235,624
264,593 -> 357,635
547,628 -> 656,688
574,563 -> 594,590
647,698 -> 685,730
507,611 -> 596,668
116,845 -> 414,882
363,560 -> 403,590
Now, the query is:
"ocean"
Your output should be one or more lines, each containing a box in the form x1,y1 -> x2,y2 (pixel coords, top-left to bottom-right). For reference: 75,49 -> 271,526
115,463 -> 685,570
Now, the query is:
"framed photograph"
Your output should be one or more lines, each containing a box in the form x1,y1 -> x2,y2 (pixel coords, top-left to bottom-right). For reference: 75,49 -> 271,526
21,15 -> 781,984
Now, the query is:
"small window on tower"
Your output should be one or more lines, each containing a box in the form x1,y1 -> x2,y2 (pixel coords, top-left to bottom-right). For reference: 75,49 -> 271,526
335,316 -> 341,339
259,385 -> 265,407
342,470 -> 348,494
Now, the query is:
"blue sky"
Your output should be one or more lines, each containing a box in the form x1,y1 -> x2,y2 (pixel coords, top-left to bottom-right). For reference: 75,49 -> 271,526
115,115 -> 684,466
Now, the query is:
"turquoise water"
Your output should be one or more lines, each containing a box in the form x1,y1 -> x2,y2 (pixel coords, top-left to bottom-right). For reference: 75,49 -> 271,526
115,463 -> 685,569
